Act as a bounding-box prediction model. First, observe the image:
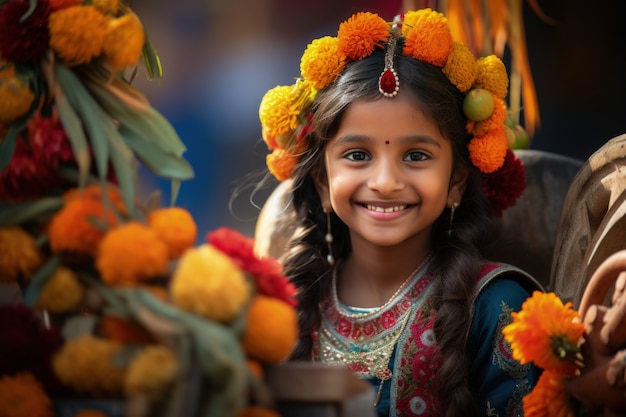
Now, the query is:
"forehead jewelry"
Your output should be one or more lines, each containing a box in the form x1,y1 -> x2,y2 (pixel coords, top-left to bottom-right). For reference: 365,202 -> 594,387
378,34 -> 400,98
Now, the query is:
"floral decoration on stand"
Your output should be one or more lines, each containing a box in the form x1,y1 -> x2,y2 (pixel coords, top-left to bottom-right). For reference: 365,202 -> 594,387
0,1 -> 299,417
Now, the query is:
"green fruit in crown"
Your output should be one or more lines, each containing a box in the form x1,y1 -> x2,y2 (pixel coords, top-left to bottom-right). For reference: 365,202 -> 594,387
512,125 -> 531,149
463,88 -> 494,122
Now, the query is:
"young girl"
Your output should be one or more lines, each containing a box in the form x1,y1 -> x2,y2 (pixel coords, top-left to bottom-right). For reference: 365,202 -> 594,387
257,9 -> 542,417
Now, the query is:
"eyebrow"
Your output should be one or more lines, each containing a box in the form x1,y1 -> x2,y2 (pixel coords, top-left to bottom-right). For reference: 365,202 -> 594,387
333,134 -> 442,148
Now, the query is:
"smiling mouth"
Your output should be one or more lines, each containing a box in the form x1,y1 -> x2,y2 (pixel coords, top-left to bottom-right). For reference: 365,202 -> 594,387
365,204 -> 408,213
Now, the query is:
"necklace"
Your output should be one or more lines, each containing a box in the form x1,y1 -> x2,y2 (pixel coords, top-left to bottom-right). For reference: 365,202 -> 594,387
331,252 -> 432,321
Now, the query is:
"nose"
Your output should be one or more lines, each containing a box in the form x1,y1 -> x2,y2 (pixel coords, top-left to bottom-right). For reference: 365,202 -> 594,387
367,158 -> 404,194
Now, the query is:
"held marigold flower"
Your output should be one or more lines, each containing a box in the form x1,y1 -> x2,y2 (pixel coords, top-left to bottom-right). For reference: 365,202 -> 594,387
337,12 -> 389,61
0,0 -> 51,64
0,226 -> 43,283
402,8 -> 453,67
442,41 -> 478,93
522,369 -> 575,417
102,12 -> 146,73
468,128 -> 509,174
147,207 -> 197,259
502,291 -> 584,376
49,5 -> 108,65
170,244 -> 251,323
36,266 -> 85,314
124,345 -> 180,400
300,36 -> 346,90
474,55 -> 509,99
0,372 -> 54,417
96,222 -> 170,286
242,295 -> 298,364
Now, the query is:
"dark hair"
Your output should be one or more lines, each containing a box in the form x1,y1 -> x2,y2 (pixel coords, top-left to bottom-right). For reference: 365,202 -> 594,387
282,42 -> 494,417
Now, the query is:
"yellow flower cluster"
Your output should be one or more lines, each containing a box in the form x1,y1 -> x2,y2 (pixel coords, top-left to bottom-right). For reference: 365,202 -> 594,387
258,7 -> 515,180
49,3 -> 145,72
0,66 -> 35,125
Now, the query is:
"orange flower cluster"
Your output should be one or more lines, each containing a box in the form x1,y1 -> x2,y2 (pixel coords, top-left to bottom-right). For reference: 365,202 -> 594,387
503,291 -> 585,417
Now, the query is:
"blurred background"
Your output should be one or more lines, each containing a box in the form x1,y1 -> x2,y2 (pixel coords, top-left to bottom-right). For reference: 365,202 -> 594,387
129,0 -> 626,239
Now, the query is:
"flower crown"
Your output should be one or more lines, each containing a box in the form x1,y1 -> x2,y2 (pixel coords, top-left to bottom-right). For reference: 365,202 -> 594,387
258,8 -> 527,216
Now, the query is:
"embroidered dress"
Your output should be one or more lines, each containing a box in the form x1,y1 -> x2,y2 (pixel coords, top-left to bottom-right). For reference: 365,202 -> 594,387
312,261 -> 542,417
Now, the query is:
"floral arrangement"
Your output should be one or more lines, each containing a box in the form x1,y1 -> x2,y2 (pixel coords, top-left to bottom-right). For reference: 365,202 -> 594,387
0,1 -> 299,417
258,8 -> 529,216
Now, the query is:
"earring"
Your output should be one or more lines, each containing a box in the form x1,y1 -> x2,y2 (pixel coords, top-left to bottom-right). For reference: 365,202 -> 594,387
448,202 -> 459,236
323,207 -> 335,265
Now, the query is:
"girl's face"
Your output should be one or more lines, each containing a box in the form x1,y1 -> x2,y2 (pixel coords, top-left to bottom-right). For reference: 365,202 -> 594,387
318,91 -> 466,250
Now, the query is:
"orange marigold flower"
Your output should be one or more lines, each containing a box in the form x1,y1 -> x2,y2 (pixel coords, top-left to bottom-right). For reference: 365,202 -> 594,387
259,85 -> 300,139
124,345 -> 179,400
473,55 -> 509,99
266,148 -> 297,181
337,12 -> 389,61
73,411 -> 109,417
48,198 -> 118,257
502,291 -> 584,375
49,5 -> 108,65
0,226 -> 43,283
102,12 -> 145,73
96,222 -> 170,286
242,295 -> 298,364
99,315 -> 157,345
442,41 -> 477,92
247,359 -> 264,380
0,372 -> 54,417
92,0 -> 120,15
0,75 -> 35,124
53,334 -> 126,397
36,266 -> 85,314
147,207 -> 197,259
63,183 -> 127,215
237,406 -> 282,417
402,8 -> 453,67
466,95 -> 506,136
467,129 -> 508,174
523,370 -> 575,417
300,36 -> 346,89
48,0 -> 82,11
170,244 -> 251,323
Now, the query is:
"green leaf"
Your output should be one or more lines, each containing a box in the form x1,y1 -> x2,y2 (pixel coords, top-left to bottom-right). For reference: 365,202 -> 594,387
0,197 -> 64,227
142,32 -> 163,80
0,124 -> 18,171
20,0 -> 37,22
23,254 -> 62,307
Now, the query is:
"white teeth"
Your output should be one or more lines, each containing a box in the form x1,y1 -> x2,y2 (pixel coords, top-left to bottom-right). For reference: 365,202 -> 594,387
366,205 -> 407,213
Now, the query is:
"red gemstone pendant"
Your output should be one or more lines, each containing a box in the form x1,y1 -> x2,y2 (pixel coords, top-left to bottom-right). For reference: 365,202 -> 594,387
378,67 -> 399,97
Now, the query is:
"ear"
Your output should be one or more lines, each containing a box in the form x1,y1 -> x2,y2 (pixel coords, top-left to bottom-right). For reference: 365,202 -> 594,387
447,165 -> 469,207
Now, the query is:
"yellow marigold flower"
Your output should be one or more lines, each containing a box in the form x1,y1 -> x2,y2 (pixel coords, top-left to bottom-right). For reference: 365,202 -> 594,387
466,95 -> 506,136
102,12 -> 146,73
467,129 -> 508,173
96,222 -> 170,286
73,411 -> 109,417
0,226 -> 43,283
522,370 -> 574,417
49,5 -> 108,65
53,334 -> 126,397
259,85 -> 299,139
48,198 -> 118,257
337,12 -> 389,61
92,0 -> 119,15
0,76 -> 35,124
402,8 -> 453,67
170,244 -> 251,323
147,207 -> 197,260
36,266 -> 85,314
300,36 -> 346,90
474,55 -> 509,99
242,295 -> 298,364
0,372 -> 53,417
502,291 -> 584,375
124,345 -> 179,400
442,42 -> 477,92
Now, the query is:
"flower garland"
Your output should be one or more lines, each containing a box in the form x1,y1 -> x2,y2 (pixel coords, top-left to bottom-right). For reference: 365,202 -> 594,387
258,8 -> 529,216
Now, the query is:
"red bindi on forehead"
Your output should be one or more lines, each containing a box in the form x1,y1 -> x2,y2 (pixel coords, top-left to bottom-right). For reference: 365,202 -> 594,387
385,140 -> 390,144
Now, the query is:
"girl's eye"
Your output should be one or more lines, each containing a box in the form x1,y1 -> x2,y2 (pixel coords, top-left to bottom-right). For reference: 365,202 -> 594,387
345,150 -> 370,161
405,151 -> 428,162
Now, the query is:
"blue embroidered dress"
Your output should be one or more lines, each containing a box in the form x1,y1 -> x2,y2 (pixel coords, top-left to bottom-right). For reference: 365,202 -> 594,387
312,260 -> 542,417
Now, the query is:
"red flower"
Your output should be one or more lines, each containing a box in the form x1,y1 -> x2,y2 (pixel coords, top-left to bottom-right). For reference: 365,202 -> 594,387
482,150 -> 526,217
28,108 -> 74,168
207,227 -> 298,307
0,0 -> 51,64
